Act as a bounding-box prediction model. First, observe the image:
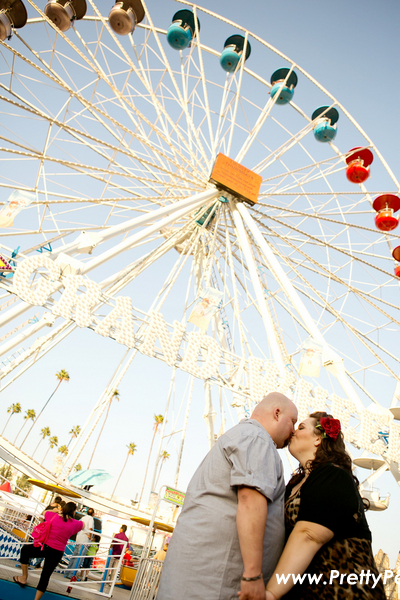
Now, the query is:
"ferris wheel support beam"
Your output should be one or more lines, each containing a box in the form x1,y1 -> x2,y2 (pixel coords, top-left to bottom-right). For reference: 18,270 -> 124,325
64,348 -> 137,477
229,199 -> 286,375
50,189 -> 219,259
81,191 -> 219,275
236,202 -> 365,412
0,312 -> 55,360
0,189 -> 218,330
149,367 -> 177,496
174,375 -> 194,488
204,381 -> 217,450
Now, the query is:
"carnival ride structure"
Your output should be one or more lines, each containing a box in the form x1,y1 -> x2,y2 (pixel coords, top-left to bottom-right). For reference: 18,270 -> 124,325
0,0 -> 398,508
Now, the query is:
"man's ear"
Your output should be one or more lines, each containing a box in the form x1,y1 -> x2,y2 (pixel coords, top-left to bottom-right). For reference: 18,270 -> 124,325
274,407 -> 281,421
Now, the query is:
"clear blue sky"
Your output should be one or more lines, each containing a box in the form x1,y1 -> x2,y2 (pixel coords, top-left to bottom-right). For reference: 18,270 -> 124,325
1,0 -> 399,566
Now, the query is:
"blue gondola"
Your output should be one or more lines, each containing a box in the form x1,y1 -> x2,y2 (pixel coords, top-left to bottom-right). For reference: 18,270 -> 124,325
311,106 -> 339,142
167,9 -> 200,50
270,68 -> 298,105
220,35 -> 251,73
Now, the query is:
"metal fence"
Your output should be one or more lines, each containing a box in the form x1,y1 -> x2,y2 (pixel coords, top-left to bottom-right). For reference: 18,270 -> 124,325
0,521 -> 126,598
129,558 -> 164,600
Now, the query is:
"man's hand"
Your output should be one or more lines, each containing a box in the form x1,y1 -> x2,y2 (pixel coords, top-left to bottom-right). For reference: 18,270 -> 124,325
237,578 -> 266,600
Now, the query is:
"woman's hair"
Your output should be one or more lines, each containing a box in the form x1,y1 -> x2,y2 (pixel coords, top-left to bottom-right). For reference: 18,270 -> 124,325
59,500 -> 66,509
289,411 -> 356,486
61,501 -> 77,522
54,495 -> 62,504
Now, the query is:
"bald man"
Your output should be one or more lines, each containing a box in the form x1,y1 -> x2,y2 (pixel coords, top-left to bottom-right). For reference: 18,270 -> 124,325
158,393 -> 298,600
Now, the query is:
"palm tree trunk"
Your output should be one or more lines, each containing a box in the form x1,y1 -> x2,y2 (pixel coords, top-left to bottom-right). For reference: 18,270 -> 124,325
32,438 -> 43,458
87,400 -> 112,469
155,460 -> 164,489
14,420 -> 28,444
41,446 -> 51,466
112,451 -> 130,497
20,380 -> 62,449
1,414 -> 13,436
138,428 -> 157,506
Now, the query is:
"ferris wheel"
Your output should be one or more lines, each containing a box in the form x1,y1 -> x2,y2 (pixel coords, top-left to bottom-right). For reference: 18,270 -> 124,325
0,0 -> 399,506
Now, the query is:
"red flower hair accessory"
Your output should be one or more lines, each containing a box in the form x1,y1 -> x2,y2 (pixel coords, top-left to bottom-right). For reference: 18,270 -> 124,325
316,417 -> 341,441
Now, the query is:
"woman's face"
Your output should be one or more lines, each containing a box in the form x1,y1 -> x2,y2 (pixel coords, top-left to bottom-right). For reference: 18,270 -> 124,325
288,417 -> 321,461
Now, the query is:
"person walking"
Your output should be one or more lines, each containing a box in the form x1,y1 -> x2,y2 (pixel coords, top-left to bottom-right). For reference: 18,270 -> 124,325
66,507 -> 95,577
14,501 -> 83,599
157,392 -> 298,600
108,525 -> 129,581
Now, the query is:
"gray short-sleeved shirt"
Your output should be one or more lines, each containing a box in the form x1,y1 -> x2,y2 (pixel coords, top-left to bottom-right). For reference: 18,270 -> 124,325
157,419 -> 285,600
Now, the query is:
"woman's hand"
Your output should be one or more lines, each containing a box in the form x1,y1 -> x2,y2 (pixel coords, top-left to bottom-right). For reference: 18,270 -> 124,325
266,591 -> 277,600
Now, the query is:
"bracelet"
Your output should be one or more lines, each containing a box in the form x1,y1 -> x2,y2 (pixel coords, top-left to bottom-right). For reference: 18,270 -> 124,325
241,574 -> 263,582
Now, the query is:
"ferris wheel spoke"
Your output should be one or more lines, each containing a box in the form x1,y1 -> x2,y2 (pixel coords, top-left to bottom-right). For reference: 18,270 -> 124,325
139,0 -> 210,171
211,73 -> 238,158
191,7 -> 215,158
11,33 -> 203,188
226,32 -> 249,157
255,202 -> 400,242
258,215 -> 400,321
227,202 -> 286,371
255,227 -> 400,381
235,64 -> 297,165
254,122 -> 317,176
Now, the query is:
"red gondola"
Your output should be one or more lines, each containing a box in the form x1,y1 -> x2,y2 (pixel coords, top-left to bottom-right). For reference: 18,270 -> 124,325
373,194 -> 400,232
345,147 -> 373,184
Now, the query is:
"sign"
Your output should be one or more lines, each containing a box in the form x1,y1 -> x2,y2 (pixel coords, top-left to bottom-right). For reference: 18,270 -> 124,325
8,255 -> 400,463
164,487 -> 185,506
209,153 -> 262,205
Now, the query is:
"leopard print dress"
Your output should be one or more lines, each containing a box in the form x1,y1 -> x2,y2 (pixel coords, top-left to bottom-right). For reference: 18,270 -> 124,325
283,488 -> 386,600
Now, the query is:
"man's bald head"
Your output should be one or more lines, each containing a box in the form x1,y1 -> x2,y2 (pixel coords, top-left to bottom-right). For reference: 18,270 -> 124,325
251,392 -> 298,448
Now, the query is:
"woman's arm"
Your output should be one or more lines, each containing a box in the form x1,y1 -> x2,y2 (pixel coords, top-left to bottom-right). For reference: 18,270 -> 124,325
266,520 -> 334,599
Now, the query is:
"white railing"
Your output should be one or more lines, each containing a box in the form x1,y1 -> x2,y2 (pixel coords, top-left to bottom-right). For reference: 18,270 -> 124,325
0,528 -> 127,598
129,558 -> 164,600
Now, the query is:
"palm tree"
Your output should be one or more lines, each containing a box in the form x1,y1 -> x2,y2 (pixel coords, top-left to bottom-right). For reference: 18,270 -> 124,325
112,443 -> 137,497
32,427 -> 51,458
138,414 -> 164,506
2,402 -> 22,436
155,450 -> 170,488
87,389 -> 120,468
67,425 -> 81,448
74,463 -> 82,472
58,444 -> 68,457
20,369 -> 70,449
14,409 -> 36,444
41,435 -> 58,466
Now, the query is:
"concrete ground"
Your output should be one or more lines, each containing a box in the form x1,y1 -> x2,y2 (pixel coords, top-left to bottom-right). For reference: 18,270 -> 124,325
0,559 -> 131,599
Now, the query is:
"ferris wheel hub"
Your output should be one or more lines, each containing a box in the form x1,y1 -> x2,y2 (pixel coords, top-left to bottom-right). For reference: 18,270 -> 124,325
209,153 -> 262,205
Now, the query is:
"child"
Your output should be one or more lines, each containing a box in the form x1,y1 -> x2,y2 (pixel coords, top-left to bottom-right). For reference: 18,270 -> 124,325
81,535 -> 100,582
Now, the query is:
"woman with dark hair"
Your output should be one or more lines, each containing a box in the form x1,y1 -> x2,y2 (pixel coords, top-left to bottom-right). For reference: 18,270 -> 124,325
265,412 -> 386,600
14,501 -> 83,599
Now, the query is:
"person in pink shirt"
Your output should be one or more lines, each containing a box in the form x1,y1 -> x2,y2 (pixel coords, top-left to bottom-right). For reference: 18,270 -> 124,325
14,501 -> 83,599
108,524 -> 129,580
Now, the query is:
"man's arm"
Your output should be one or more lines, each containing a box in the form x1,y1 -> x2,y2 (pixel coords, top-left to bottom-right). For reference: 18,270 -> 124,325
236,486 -> 268,600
